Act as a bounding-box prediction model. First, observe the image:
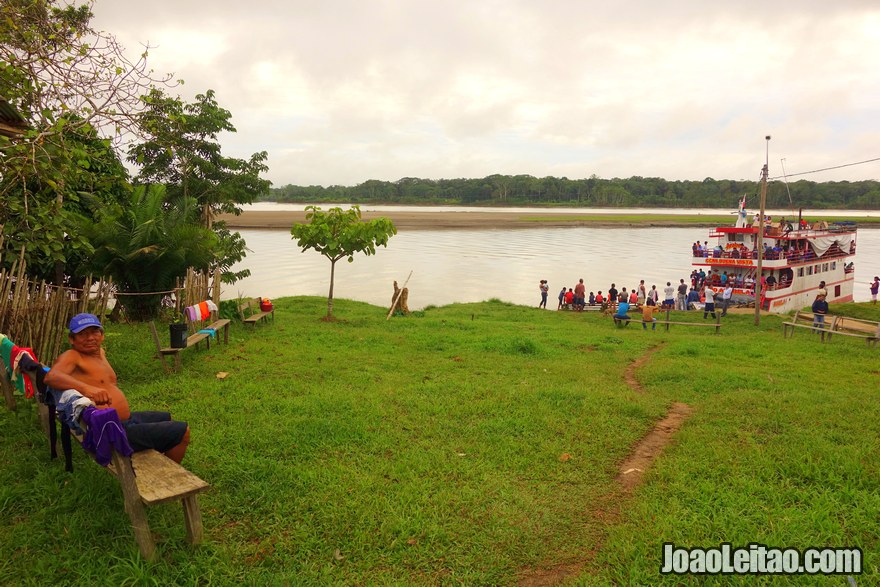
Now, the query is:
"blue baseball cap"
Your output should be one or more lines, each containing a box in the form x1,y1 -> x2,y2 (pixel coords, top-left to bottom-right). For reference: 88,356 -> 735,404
69,313 -> 103,334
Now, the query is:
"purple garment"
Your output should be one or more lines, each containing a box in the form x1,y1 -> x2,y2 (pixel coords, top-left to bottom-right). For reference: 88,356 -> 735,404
81,407 -> 134,466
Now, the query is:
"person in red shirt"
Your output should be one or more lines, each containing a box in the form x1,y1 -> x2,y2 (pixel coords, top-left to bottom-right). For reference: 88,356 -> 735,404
574,279 -> 586,311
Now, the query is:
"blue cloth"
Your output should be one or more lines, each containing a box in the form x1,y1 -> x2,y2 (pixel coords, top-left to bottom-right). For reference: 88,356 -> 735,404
52,389 -> 94,435
198,328 -> 217,338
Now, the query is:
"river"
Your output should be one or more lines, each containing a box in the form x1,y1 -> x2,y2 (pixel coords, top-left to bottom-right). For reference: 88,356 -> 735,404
226,206 -> 880,309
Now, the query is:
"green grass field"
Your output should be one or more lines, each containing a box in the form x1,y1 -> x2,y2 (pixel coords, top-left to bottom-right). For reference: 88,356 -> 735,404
1,298 -> 877,585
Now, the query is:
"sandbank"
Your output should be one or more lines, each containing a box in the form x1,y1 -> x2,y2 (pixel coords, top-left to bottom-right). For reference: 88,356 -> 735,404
218,209 -> 722,231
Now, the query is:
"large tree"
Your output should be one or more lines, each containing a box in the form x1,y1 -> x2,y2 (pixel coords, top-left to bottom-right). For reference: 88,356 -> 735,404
0,0 -> 177,279
128,88 -> 271,282
291,206 -> 396,319
128,88 -> 270,228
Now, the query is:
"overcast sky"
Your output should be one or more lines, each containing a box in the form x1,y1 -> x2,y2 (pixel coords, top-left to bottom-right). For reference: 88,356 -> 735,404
92,1 -> 880,187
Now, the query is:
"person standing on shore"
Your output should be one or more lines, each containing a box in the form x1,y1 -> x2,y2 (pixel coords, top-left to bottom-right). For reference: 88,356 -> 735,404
557,286 -> 566,310
720,283 -> 734,316
871,277 -> 880,304
539,280 -> 549,309
676,279 -> 688,311
812,294 -> 828,331
703,286 -> 717,319
574,279 -> 586,311
638,280 -> 647,305
663,282 -> 675,309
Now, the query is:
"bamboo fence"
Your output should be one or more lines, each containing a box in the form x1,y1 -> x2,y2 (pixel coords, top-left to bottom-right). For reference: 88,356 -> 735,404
1,247 -> 221,363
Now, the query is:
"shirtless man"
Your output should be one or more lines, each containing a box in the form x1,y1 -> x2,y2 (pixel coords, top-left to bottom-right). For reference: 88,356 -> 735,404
44,313 -> 190,463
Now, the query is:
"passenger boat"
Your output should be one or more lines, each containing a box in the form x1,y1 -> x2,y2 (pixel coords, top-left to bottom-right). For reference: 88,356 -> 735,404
691,197 -> 856,313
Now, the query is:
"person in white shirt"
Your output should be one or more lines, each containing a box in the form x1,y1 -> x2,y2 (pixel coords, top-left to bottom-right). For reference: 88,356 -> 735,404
663,282 -> 675,309
720,284 -> 734,316
703,286 -> 717,319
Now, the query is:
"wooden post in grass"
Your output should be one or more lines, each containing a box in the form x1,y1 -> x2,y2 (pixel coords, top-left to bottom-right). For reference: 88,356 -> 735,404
387,271 -> 413,320
665,308 -> 671,332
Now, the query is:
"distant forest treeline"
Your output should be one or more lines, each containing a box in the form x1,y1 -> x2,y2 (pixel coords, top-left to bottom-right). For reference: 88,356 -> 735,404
265,175 -> 880,209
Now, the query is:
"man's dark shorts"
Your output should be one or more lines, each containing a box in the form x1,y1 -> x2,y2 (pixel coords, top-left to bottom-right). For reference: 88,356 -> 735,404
124,411 -> 187,453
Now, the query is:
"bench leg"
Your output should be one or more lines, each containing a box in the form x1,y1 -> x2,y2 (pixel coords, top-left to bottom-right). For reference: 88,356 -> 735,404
182,495 -> 204,544
223,324 -> 229,344
111,451 -> 157,561
1,377 -> 16,411
174,353 -> 182,373
38,402 -> 50,437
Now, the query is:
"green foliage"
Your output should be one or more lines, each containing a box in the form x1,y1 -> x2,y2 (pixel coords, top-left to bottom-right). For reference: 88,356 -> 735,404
81,184 -> 218,320
129,88 -> 270,223
128,88 -> 270,284
0,121 -> 131,281
0,0 -> 176,283
268,174 -> 880,210
290,205 -> 397,317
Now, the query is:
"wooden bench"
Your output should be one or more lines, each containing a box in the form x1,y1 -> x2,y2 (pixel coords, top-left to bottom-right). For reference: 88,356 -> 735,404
653,320 -> 724,334
148,322 -> 212,372
782,310 -> 834,342
238,297 -> 275,327
651,309 -> 724,334
830,315 -> 880,347
186,301 -> 231,347
24,368 -> 209,561
613,316 -> 632,327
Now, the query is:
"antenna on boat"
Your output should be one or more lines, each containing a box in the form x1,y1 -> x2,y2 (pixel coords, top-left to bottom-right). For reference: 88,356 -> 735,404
780,158 -> 795,210
755,135 -> 770,326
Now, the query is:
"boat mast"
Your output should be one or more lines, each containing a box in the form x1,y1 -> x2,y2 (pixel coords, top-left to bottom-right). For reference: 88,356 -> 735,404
754,135 -> 770,325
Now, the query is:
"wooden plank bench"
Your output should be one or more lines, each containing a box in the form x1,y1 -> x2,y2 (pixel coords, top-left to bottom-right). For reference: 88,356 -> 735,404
612,316 -> 632,327
830,315 -> 880,347
782,310 -> 834,341
652,309 -> 724,334
148,322 -> 212,372
239,297 -> 275,327
185,301 -> 231,347
654,320 -> 724,334
24,368 -> 209,561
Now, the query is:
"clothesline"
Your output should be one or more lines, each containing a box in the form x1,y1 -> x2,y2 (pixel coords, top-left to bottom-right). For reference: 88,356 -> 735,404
3,278 -> 215,297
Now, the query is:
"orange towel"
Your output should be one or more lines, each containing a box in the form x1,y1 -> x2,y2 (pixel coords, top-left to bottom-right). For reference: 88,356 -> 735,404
198,301 -> 210,319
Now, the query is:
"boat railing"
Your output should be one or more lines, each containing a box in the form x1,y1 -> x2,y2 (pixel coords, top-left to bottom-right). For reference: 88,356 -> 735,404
693,246 -> 851,264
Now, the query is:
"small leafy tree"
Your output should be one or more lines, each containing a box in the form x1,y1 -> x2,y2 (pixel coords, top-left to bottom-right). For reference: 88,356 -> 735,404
291,206 -> 396,318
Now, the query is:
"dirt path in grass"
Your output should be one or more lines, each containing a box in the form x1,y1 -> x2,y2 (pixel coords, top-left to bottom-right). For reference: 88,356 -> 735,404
517,345 -> 692,586
623,342 -> 665,393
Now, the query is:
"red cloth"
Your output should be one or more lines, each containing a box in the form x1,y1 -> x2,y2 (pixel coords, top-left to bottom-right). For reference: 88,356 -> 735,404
9,345 -> 38,398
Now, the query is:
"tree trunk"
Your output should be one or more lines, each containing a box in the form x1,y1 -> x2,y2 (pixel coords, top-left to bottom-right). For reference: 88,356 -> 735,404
327,259 -> 336,317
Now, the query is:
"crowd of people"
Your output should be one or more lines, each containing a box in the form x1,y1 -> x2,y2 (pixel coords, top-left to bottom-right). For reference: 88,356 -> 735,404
540,275 -> 736,325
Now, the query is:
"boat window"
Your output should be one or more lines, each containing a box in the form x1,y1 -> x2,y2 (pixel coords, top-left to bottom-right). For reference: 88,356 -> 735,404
831,261 -> 836,270
798,268 -> 804,277
807,267 -> 813,275
835,285 -> 841,297
823,263 -> 828,271
815,264 -> 820,273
